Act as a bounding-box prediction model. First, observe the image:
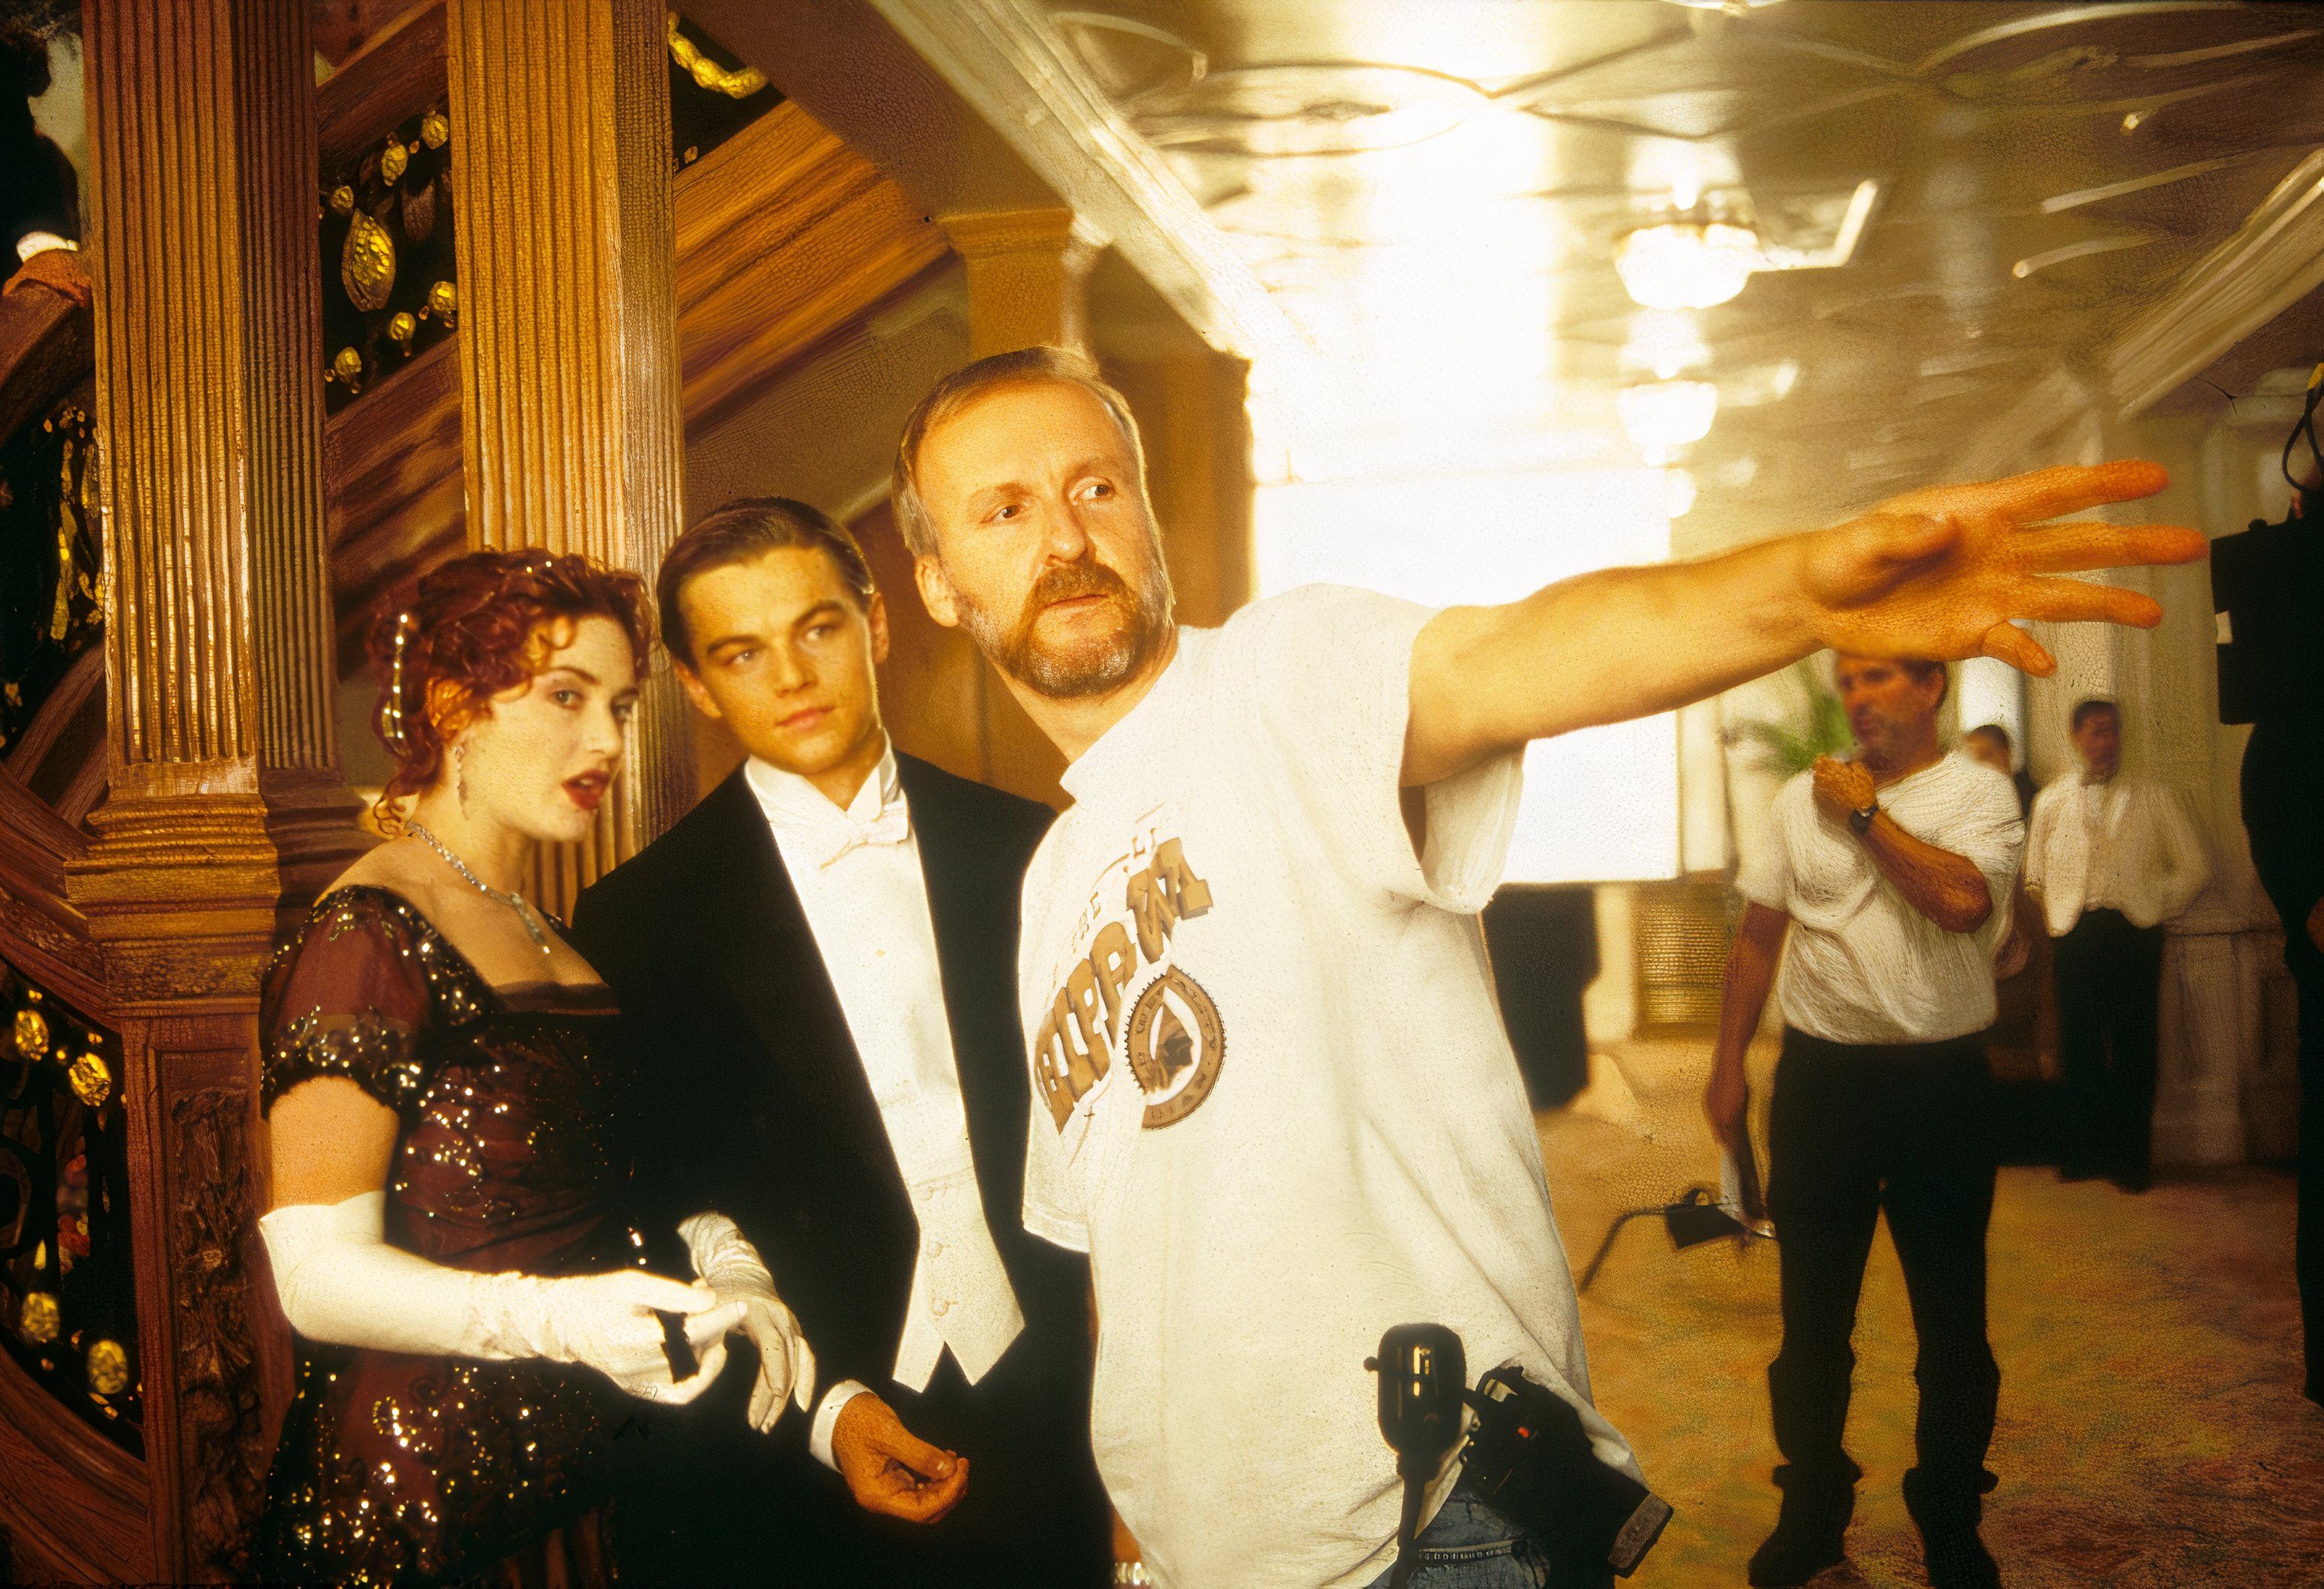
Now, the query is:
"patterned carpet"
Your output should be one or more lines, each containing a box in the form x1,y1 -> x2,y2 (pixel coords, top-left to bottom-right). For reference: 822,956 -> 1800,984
1541,1037 -> 2324,1589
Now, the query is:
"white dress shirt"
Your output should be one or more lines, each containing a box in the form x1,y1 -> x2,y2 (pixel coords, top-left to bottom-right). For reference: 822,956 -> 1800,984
744,747 -> 1025,1469
1736,752 -> 2025,1045
2025,772 -> 2211,935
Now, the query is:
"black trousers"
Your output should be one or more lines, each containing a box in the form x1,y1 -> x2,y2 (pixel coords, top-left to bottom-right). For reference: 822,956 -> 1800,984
2052,908 -> 2166,1180
2242,719 -> 2324,1400
1766,1031 -> 2000,1510
2293,941 -> 2324,1399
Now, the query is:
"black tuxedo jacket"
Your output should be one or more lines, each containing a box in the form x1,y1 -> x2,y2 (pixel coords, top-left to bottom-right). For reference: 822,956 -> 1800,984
570,753 -> 1108,1586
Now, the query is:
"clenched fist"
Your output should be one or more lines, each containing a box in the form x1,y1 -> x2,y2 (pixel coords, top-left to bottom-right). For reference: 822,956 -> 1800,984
1811,756 -> 1877,827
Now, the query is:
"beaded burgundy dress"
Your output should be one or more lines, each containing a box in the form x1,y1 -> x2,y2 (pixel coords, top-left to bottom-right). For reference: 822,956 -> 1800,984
254,885 -> 649,1586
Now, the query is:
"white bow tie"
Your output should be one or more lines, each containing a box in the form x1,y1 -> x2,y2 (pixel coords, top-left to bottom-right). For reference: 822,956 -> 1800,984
809,804 -> 912,868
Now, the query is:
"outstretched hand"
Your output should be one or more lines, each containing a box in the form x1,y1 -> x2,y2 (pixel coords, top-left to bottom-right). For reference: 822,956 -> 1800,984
1803,460 -> 2207,675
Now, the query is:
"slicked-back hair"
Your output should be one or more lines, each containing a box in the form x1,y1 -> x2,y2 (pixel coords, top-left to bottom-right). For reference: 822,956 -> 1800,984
891,345 -> 1148,558
2071,696 -> 2119,733
657,496 -> 874,666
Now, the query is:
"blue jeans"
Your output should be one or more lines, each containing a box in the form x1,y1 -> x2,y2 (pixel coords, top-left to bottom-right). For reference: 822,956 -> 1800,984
1362,1489 -> 1549,1589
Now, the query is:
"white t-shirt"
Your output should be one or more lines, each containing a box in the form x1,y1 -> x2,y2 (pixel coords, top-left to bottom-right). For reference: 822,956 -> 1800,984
1736,751 -> 2023,1045
1018,585 -> 1634,1589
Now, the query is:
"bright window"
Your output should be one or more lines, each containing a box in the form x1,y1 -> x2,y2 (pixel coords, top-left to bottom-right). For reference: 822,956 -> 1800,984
1253,465 -> 1681,883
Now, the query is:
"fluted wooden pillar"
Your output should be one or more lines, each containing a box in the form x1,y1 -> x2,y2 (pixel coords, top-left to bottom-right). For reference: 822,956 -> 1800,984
68,0 -> 368,1577
942,207 -> 1098,358
444,0 -> 690,899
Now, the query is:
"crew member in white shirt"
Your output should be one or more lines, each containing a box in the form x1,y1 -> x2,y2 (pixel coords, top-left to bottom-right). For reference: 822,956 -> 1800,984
1707,657 -> 2023,1589
887,345 -> 2200,1589
2024,698 -> 2211,1190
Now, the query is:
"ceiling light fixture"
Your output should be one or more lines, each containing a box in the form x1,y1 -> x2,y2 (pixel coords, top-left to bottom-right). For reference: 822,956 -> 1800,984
1622,310 -> 1712,380
1616,223 -> 1760,310
1619,379 -> 1720,451
1616,180 -> 1880,311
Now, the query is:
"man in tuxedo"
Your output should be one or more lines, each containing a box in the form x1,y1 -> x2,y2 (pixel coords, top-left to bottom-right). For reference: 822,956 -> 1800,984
570,497 -> 1112,1585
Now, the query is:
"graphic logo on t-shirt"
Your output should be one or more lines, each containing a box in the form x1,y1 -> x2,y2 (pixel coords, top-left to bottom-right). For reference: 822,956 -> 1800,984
1125,965 -> 1225,1129
1035,836 -> 1226,1132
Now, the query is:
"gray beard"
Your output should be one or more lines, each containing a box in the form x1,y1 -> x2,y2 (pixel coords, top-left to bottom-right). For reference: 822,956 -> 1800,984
960,557 -> 1175,700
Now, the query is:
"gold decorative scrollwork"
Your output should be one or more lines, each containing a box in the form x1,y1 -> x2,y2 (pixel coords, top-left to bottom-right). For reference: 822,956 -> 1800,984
19,1291 -> 59,1345
427,278 -> 458,328
13,1007 -> 48,1060
340,209 -> 397,313
67,1052 -> 111,1110
86,1338 -> 130,1396
318,96 -> 457,414
667,10 -> 766,98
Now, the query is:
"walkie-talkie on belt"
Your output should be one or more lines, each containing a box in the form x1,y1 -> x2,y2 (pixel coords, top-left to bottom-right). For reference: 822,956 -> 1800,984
1369,1324 -> 1673,1586
1366,1324 -> 1466,1589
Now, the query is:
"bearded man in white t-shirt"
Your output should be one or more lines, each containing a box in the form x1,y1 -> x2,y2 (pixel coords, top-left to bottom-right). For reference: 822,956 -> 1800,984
887,346 -> 2205,1589
1706,656 -> 2023,1589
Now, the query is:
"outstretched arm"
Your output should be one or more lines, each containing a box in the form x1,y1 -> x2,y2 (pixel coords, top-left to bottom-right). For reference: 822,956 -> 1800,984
1404,460 -> 2206,786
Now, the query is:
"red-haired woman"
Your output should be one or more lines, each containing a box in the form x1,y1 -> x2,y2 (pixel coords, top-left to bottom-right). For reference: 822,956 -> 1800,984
252,551 -> 813,1585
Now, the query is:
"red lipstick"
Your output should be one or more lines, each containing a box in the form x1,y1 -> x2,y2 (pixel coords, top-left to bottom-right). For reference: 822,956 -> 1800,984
565,771 -> 609,812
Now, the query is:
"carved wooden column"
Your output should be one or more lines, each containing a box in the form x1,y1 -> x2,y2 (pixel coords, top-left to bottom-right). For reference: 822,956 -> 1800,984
942,207 -> 1098,358
443,0 -> 690,897
69,0 -> 369,1578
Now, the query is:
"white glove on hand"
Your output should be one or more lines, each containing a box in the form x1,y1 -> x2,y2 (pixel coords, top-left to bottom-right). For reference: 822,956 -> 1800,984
486,1267 -> 740,1405
262,1192 -> 741,1405
679,1210 -> 817,1432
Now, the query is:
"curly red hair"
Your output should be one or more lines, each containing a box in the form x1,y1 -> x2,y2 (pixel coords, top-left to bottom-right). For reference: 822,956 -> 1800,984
366,549 -> 652,827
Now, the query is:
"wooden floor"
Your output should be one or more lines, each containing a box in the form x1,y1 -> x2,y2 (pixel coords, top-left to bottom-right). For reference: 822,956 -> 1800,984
1544,1037 -> 2324,1589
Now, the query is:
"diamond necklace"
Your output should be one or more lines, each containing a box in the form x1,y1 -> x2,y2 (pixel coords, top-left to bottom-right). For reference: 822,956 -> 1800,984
406,820 -> 553,957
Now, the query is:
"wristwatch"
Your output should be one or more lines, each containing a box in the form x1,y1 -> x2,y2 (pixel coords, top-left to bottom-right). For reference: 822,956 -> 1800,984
1113,1564 -> 1153,1587
1847,800 -> 1879,836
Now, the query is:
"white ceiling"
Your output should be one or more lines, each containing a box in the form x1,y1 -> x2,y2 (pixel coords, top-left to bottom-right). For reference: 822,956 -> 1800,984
1021,0 -> 2324,539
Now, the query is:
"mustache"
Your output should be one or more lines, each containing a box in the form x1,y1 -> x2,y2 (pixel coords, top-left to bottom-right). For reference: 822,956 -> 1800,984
1027,558 -> 1134,613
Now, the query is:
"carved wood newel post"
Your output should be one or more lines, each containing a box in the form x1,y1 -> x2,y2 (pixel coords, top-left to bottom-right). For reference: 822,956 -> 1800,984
444,0 -> 691,905
70,0 -> 369,1579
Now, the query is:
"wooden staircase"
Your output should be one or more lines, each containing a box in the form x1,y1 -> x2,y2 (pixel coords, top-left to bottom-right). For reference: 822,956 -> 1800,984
320,1 -> 948,672
0,6 -> 951,1578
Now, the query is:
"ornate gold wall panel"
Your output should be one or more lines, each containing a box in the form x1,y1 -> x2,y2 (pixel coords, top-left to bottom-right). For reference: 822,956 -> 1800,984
444,0 -> 689,884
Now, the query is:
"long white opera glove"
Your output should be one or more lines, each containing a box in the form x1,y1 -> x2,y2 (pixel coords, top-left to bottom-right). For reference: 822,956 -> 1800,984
679,1210 -> 818,1432
261,1191 -> 742,1405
